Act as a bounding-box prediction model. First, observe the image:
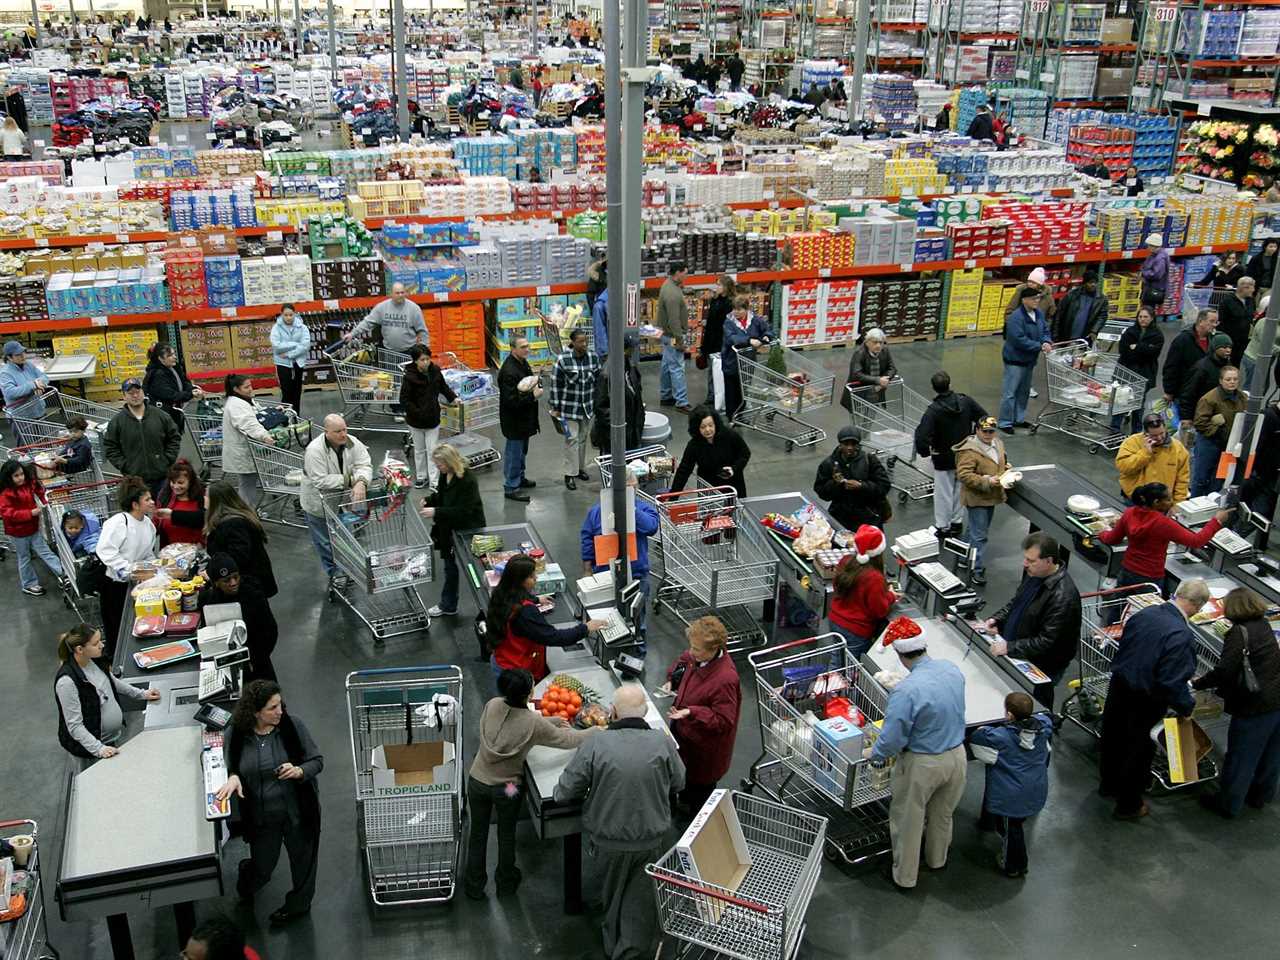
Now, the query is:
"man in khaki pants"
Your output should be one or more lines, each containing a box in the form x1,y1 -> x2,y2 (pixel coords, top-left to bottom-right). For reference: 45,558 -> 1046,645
867,634 -> 967,889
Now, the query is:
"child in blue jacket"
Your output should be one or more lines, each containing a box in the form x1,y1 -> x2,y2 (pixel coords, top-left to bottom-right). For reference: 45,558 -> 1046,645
970,691 -> 1053,878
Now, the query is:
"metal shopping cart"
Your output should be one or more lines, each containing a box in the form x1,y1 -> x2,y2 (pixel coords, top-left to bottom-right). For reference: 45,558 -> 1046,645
7,437 -> 104,488
43,482 -> 115,623
593,444 -> 676,494
651,487 -> 778,653
1093,318 -> 1131,354
434,352 -> 500,470
325,340 -> 412,435
345,665 -> 464,906
247,437 -> 307,528
732,344 -> 834,452
1181,284 -> 1233,325
647,790 -> 827,960
324,492 -> 434,640
185,398 -> 308,481
1032,340 -> 1149,453
3,387 -> 58,426
0,819 -> 60,959
742,634 -> 892,866
845,379 -> 934,504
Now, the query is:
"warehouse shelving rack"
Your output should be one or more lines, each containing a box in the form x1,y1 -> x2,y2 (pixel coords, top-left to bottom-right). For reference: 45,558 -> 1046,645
925,0 -> 1021,86
1013,0 -> 1137,107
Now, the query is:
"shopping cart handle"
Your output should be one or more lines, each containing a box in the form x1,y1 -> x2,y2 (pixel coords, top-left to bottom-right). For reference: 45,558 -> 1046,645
648,871 -> 772,913
346,665 -> 458,677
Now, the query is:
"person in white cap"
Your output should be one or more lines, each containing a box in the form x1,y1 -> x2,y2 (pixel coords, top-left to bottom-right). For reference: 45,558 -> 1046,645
868,632 -> 967,891
1140,234 -> 1170,311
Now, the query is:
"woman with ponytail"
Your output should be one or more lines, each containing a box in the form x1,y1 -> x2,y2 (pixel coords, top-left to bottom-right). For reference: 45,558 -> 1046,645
54,623 -> 158,759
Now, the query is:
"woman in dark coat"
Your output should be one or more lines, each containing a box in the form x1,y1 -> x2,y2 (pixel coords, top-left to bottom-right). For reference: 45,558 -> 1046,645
672,406 -> 751,498
1197,252 -> 1245,289
1193,587 -> 1280,818
663,615 -> 741,815
839,328 -> 898,411
591,335 -> 644,453
204,481 -> 278,598
699,275 -> 736,411
215,680 -> 322,927
721,294 -> 774,419
399,345 -> 457,490
1111,305 -> 1164,433
142,343 -> 201,432
419,443 -> 486,617
1246,239 -> 1280,292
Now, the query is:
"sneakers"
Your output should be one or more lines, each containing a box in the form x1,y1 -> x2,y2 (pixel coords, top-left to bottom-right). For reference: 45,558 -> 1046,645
519,477 -> 536,488
428,605 -> 457,617
972,570 -> 987,585
999,425 -> 1016,436
21,584 -> 45,597
564,475 -> 577,490
1029,387 -> 1039,398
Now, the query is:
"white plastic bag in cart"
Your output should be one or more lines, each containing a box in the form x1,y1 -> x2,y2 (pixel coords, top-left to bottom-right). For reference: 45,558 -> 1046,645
415,693 -> 457,729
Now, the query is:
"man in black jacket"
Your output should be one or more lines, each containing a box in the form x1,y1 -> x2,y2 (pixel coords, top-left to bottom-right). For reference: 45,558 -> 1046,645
1054,273 -> 1109,343
813,427 -> 891,530
1240,398 -> 1280,546
914,371 -> 987,537
966,103 -> 994,142
103,377 -> 181,495
1162,307 -> 1218,422
1179,332 -> 1232,418
498,337 -> 541,503
979,532 -> 1082,709
591,335 -> 644,453
1216,277 -> 1257,368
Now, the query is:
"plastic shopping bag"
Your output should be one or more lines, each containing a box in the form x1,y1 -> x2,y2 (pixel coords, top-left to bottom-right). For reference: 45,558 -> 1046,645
1148,395 -> 1180,433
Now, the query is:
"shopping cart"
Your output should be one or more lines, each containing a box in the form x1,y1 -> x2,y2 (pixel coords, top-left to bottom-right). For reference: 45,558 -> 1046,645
651,487 -> 778,652
646,790 -> 827,960
325,340 -> 412,435
845,379 -> 934,504
1032,339 -> 1149,453
593,444 -> 676,494
1181,284 -> 1233,325
44,484 -> 114,623
0,818 -> 60,959
434,352 -> 500,470
732,344 -> 834,452
247,437 -> 307,528
3,386 -> 58,425
6,437 -> 104,488
1093,318 -> 1131,354
185,398 -> 307,481
324,493 -> 434,640
345,665 -> 464,906
742,634 -> 891,865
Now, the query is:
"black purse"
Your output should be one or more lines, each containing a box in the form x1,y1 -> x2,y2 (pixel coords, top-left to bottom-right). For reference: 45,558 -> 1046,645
1240,641 -> 1262,695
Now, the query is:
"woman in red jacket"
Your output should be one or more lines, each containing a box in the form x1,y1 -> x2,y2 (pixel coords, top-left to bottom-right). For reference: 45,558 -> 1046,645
0,457 -> 64,596
1097,481 -> 1233,595
664,615 -> 742,815
828,524 -> 896,657
154,458 -> 205,546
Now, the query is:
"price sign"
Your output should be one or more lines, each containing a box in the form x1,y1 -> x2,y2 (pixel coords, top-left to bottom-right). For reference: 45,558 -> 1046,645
116,234 -> 130,243
181,236 -> 197,247
433,292 -> 450,302
385,219 -> 398,227
964,258 -> 977,269
34,238 -> 48,248
1064,253 -> 1076,263
305,162 -> 318,171
536,285 -> 551,296
235,130 -> 246,139
1015,69 -> 1030,80
1153,4 -> 1176,21
267,231 -> 283,243
275,215 -> 290,225
900,262 -> 913,272
90,315 -> 108,327
206,133 -> 218,141
323,299 -> 339,310
221,307 -> 238,317
819,267 -> 832,277
551,210 -> 564,219
1039,71 -> 1056,83
175,133 -> 188,142
1202,246 -> 1214,254
32,139 -> 44,148
1001,256 -> 1014,266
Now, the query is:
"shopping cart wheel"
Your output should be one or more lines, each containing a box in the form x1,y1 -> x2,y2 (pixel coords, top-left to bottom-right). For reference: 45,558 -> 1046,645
1089,443 -> 1101,454
1028,424 -> 1039,435
785,440 -> 794,453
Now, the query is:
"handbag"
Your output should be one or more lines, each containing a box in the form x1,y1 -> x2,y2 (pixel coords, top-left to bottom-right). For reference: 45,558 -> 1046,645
1240,635 -> 1262,694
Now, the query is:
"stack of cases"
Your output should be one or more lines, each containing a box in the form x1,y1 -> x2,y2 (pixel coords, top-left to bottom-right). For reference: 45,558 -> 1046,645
862,277 -> 941,340
105,329 -> 154,386
311,259 -> 385,300
1178,9 -> 1243,58
1102,271 -> 1142,319
944,268 -> 985,335
945,220 -> 1009,259
823,280 -> 863,343
979,279 -> 1020,333
491,299 -> 554,369
983,200 -> 1090,257
46,267 -> 169,318
437,303 -> 487,368
1240,9 -> 1280,56
781,281 -> 821,345
870,75 -> 917,132
1167,197 -> 1253,247
452,136 -> 519,179
789,231 -> 855,270
544,235 -> 592,285
497,236 -> 546,286
204,255 -> 244,308
841,214 -> 917,266
179,325 -> 233,378
230,321 -> 274,369
169,187 -> 258,230
1056,55 -> 1098,100
678,231 -> 776,273
459,245 -> 502,289
242,255 -> 313,306
0,277 -> 48,324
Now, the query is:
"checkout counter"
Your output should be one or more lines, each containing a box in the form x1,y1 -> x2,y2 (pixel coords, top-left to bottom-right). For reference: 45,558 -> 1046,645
1002,463 -> 1129,579
740,492 -> 842,621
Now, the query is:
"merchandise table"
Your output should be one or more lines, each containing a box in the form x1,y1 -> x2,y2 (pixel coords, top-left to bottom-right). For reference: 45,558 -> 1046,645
56,724 -> 221,960
741,491 -> 845,620
1004,462 -> 1128,579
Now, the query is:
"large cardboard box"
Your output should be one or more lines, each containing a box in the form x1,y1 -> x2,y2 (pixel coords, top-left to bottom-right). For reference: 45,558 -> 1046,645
674,789 -> 752,920
1100,18 -> 1133,43
370,742 -> 456,797
1096,67 -> 1135,99
1161,717 -> 1212,784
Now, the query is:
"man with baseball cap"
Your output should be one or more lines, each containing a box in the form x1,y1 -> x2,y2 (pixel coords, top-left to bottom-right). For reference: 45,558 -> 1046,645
199,553 -> 278,683
813,425 -> 891,530
1115,411 -> 1191,504
868,633 -> 967,890
103,376 -> 181,495
0,338 -> 49,420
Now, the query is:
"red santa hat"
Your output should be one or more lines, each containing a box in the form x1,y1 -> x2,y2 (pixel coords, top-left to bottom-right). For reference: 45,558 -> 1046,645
853,524 -> 886,563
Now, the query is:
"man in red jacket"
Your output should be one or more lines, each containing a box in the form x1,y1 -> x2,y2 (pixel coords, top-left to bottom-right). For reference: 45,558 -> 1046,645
664,615 -> 742,815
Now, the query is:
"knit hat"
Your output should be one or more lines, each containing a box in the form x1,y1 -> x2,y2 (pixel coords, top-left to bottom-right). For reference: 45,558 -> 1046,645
837,425 -> 862,444
893,635 -> 927,654
2,340 -> 23,356
207,553 -> 239,580
1145,233 -> 1163,248
1210,332 -> 1233,352
1027,267 -> 1047,285
853,524 -> 886,563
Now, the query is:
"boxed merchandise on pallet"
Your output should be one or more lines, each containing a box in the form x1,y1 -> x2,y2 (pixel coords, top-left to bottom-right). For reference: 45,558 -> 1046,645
861,276 -> 943,340
230,320 -> 275,368
944,267 -> 986,335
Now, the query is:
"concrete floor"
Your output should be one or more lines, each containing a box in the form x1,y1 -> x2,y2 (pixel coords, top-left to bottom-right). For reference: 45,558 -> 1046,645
3,329 -> 1277,960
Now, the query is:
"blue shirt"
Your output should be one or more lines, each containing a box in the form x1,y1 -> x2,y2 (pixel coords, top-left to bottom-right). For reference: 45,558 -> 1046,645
1003,576 -> 1043,646
0,359 -> 48,417
592,289 -> 609,359
870,656 -> 966,760
580,498 -> 659,577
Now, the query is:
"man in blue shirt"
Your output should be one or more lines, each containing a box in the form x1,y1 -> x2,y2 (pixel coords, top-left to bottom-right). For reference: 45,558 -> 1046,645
869,634 -> 967,889
998,288 -> 1052,434
580,468 -> 660,654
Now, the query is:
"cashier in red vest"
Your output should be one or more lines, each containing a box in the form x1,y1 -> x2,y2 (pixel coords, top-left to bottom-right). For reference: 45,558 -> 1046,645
486,554 -> 608,685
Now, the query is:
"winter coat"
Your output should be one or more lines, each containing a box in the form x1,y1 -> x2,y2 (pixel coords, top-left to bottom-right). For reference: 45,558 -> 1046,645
1162,328 -> 1210,419
1141,247 -> 1170,301
1199,262 -> 1245,289
1194,386 -> 1247,445
1217,294 -> 1256,367
993,566 -> 1082,678
591,288 -> 609,358
721,313 -> 774,376
699,294 -> 732,363
829,562 -> 895,638
590,362 -> 644,452
1193,618 -> 1280,717
1004,283 -> 1057,321
953,434 -> 1010,508
1245,251 -> 1277,289
497,354 -> 540,441
154,483 -> 204,546
1053,287 -> 1109,342
1180,353 -> 1230,419
424,470 -> 485,558
142,361 -> 195,409
1002,305 -> 1052,366
65,509 -> 101,555
966,112 -> 994,141
468,696 -> 592,786
59,436 -> 93,475
1110,601 -> 1198,716
0,358 -> 47,416
270,315 -> 312,368
813,446 -> 890,529
1116,321 -> 1164,385
969,713 -> 1053,819
220,395 -> 273,475
838,344 -> 898,410
206,514 -> 277,598
300,433 -> 372,516
914,391 -> 986,470
657,277 -> 689,341
225,713 -> 322,841
673,426 -> 751,497
398,361 -> 456,430
1098,507 -> 1221,579
667,650 -> 741,784
1114,433 -> 1190,502
0,480 -> 45,537
103,404 -> 181,483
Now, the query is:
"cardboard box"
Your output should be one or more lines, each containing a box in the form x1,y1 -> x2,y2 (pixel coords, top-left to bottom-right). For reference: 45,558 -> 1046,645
674,789 -> 752,920
1100,18 -> 1132,43
1095,67 -> 1135,99
370,741 -> 456,796
1161,716 -> 1212,784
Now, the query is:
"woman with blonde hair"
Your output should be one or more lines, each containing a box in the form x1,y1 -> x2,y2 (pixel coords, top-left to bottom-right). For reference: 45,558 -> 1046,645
1,115 -> 27,160
663,615 -> 741,815
419,443 -> 485,617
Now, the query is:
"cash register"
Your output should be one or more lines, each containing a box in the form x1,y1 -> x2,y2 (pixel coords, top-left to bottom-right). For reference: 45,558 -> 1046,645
197,604 -> 250,704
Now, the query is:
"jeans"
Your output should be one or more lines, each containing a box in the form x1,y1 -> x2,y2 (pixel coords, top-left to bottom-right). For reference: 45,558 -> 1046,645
966,505 -> 995,572
409,424 -> 440,487
660,337 -> 688,405
932,469 -> 964,531
440,551 -> 460,613
1242,355 -> 1257,391
305,511 -> 336,577
503,437 -> 529,492
13,531 -> 62,589
1190,435 -> 1226,498
829,622 -> 873,658
998,362 -> 1037,428
488,655 -> 504,694
464,776 -> 522,894
1218,709 -> 1280,816
276,363 -> 304,415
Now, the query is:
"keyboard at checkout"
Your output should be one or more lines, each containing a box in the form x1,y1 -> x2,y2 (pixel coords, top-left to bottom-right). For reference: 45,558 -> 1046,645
577,572 -> 643,653
197,603 -> 251,704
